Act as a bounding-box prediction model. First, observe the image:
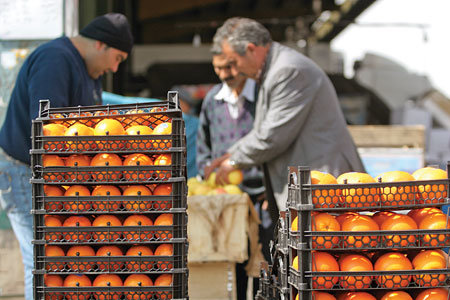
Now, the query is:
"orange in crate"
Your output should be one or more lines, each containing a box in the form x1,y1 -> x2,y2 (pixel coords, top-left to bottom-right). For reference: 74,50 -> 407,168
90,153 -> 123,182
310,170 -> 340,208
64,123 -> 95,151
123,153 -> 154,181
44,185 -> 64,211
94,118 -> 126,150
311,251 -> 339,289
311,213 -> 341,249
380,214 -> 417,247
123,214 -> 153,241
67,111 -> 94,127
376,171 -> 417,206
91,185 -> 122,211
412,249 -> 447,287
336,292 -> 376,300
45,245 -> 65,271
123,109 -> 151,127
44,274 -> 63,300
43,155 -> 65,181
416,288 -> 449,300
337,172 -> 379,208
149,107 -> 171,126
123,185 -> 152,211
341,215 -> 379,248
154,154 -> 172,180
62,215 -> 92,242
66,245 -> 95,272
92,214 -> 122,242
93,274 -> 123,300
154,213 -> 173,240
154,274 -> 173,300
125,245 -> 153,271
380,291 -> 413,300
43,123 -> 67,150
335,212 -> 359,225
153,184 -> 173,210
312,292 -> 337,300
124,274 -> 154,300
125,125 -> 153,149
154,243 -> 173,270
44,215 -> 63,241
65,154 -> 91,181
374,252 -> 412,288
407,207 -> 443,225
63,274 -> 92,300
338,254 -> 373,289
412,167 -> 447,204
64,185 -> 91,211
419,212 -> 450,247
96,245 -> 124,271
151,122 -> 172,149
372,211 -> 397,227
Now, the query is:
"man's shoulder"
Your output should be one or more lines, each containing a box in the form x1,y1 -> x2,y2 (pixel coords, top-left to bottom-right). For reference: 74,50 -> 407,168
30,37 -> 75,62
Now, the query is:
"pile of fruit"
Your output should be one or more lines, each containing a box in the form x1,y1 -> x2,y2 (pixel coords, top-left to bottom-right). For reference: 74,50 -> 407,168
32,99 -> 188,300
256,166 -> 449,300
187,170 -> 244,196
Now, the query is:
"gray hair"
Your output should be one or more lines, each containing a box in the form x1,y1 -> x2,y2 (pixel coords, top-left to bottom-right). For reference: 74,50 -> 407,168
211,17 -> 272,56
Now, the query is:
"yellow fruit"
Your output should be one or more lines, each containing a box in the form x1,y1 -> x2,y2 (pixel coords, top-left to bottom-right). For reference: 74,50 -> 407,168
223,184 -> 242,194
227,169 -> 244,185
206,172 -> 217,188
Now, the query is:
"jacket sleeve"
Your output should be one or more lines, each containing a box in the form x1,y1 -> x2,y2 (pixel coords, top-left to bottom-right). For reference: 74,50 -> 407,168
229,66 -> 323,166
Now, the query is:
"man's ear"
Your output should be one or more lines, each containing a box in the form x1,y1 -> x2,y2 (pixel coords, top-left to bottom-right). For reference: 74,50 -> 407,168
94,41 -> 107,51
247,43 -> 256,53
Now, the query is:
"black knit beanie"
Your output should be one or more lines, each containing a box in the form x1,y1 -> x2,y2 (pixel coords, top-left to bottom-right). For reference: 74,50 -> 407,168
80,13 -> 133,54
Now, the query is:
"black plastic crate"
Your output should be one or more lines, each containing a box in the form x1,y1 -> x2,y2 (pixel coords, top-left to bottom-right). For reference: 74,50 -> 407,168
287,166 -> 450,211
34,271 -> 188,300
276,211 -> 289,255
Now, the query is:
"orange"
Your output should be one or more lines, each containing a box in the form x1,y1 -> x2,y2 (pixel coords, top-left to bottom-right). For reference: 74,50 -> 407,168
125,125 -> 153,149
151,122 -> 172,149
45,215 -> 63,241
90,153 -> 123,182
372,211 -> 398,227
45,245 -> 65,271
92,215 -> 122,242
408,207 -> 443,225
338,292 -> 376,300
341,215 -> 379,248
335,212 -> 359,225
67,111 -> 94,127
66,245 -> 95,272
154,154 -> 172,180
149,107 -> 171,126
123,109 -> 151,127
311,251 -> 339,289
311,213 -> 340,249
381,214 -> 418,247
123,185 -> 152,211
337,172 -> 379,208
123,214 -> 153,241
44,185 -> 64,211
62,215 -> 92,242
154,274 -> 173,299
292,255 -> 299,270
124,274 -> 153,300
154,243 -> 173,270
43,123 -> 67,150
412,167 -> 447,203
91,185 -> 122,211
94,118 -> 126,150
64,123 -> 95,151
419,212 -> 450,246
44,274 -> 63,300
65,154 -> 91,181
153,183 -> 173,210
93,274 -> 123,300
338,254 -> 373,289
376,171 -> 417,206
125,245 -> 153,271
374,252 -> 412,288
412,249 -> 446,286
380,291 -> 413,300
64,185 -> 91,211
312,291 -> 336,300
123,153 -> 154,181
63,274 -> 92,300
96,245 -> 124,271
310,170 -> 340,208
416,288 -> 449,300
43,155 -> 65,181
154,213 -> 173,240
48,113 -> 65,124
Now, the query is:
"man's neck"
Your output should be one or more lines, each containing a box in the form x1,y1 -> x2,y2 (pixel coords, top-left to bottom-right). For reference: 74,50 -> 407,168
231,80 -> 246,97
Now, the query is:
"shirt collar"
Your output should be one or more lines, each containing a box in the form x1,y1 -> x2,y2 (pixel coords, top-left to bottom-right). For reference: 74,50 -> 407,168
214,78 -> 256,104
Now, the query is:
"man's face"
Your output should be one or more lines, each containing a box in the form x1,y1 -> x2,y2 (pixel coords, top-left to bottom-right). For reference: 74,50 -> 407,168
88,42 -> 128,79
212,54 -> 246,89
221,41 -> 260,80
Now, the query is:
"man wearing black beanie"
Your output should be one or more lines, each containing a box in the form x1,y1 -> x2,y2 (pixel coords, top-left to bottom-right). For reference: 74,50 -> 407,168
0,13 -> 133,300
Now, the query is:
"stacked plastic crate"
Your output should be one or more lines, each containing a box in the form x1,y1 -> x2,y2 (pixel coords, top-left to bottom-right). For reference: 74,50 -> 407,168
287,166 -> 450,300
31,92 -> 188,300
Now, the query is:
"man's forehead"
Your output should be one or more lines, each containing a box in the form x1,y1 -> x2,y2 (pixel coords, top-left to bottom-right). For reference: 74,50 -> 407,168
213,55 -> 233,66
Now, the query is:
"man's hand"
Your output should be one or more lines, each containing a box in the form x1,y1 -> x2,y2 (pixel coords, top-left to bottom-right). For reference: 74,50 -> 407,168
216,157 -> 237,186
204,153 -> 230,180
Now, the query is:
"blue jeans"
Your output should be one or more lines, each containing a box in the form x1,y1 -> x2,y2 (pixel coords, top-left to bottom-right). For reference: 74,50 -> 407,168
0,149 -> 33,300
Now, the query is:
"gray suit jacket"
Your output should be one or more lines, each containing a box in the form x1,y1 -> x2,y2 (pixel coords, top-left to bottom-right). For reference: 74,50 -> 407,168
228,42 -> 365,210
